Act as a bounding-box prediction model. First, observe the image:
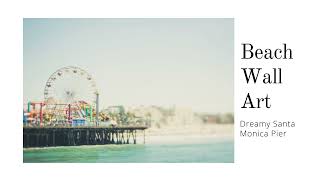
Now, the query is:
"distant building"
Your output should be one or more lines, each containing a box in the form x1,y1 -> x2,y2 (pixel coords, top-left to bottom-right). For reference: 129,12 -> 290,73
203,115 -> 220,124
170,107 -> 194,126
126,105 -> 164,128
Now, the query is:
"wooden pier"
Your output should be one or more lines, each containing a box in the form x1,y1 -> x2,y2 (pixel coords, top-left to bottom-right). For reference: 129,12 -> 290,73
23,126 -> 147,148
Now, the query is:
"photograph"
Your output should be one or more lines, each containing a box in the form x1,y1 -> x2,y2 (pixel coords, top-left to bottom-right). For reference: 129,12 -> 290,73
23,18 -> 234,163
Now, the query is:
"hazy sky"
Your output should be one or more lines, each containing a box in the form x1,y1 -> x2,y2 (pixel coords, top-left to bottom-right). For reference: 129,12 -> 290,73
24,18 -> 233,113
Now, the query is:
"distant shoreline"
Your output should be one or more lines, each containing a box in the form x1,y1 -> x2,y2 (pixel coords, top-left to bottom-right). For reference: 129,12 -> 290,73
138,124 -> 234,144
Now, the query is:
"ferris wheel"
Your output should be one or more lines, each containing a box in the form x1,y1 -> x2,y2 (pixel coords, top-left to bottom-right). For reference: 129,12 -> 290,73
43,66 -> 99,121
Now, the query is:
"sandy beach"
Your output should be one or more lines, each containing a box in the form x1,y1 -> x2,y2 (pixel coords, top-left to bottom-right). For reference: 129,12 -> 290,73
138,124 -> 234,144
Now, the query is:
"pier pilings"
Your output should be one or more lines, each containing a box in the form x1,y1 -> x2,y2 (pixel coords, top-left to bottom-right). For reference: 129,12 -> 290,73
23,126 -> 147,148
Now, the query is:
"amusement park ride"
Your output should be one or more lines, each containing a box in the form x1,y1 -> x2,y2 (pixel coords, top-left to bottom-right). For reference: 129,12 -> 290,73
23,66 -> 149,148
23,66 -> 102,127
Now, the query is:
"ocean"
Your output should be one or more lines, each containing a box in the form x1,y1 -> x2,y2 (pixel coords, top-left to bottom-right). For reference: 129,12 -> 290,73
23,138 -> 234,163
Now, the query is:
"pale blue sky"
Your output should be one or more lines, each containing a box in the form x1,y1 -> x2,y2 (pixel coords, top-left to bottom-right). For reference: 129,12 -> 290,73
24,18 -> 233,113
